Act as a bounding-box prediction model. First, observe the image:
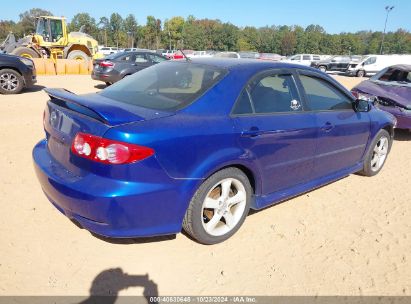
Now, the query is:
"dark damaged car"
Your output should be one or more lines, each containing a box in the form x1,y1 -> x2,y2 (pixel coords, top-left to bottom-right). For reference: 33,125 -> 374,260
352,65 -> 411,130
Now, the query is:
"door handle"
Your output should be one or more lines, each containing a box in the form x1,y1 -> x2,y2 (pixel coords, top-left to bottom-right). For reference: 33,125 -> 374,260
241,127 -> 261,137
321,122 -> 334,132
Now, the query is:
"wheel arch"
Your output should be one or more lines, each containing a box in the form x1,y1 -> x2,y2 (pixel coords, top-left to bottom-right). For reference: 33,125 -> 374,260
198,161 -> 262,208
0,66 -> 22,76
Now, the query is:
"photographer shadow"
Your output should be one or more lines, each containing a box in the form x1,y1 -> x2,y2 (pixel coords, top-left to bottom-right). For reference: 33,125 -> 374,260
79,268 -> 158,304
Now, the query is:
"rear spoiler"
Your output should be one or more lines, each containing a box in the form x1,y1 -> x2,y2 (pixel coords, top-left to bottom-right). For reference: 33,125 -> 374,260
45,88 -> 108,124
44,88 -> 150,126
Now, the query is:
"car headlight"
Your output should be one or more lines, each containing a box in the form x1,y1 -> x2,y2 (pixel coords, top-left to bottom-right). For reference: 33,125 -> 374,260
352,90 -> 376,102
20,58 -> 34,67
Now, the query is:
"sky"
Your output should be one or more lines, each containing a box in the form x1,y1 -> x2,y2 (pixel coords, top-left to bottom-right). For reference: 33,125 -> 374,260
1,0 -> 410,34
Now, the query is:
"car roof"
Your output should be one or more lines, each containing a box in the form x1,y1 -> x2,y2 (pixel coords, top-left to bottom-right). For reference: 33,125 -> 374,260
186,58 -> 318,72
389,64 -> 411,72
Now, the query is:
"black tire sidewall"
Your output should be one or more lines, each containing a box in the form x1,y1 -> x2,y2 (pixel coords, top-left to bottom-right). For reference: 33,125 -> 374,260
362,129 -> 391,176
185,168 -> 252,245
0,69 -> 24,94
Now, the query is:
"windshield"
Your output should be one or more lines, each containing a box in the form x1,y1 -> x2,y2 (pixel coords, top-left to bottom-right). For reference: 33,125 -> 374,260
99,61 -> 227,111
36,18 -> 47,36
371,66 -> 411,87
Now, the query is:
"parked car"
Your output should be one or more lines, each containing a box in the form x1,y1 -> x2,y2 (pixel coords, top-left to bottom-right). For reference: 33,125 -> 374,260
311,55 -> 360,73
258,53 -> 283,61
0,53 -> 36,94
351,64 -> 411,130
187,51 -> 213,58
283,54 -> 322,66
91,51 -> 168,85
98,47 -> 119,55
162,50 -> 176,59
214,51 -> 240,58
172,50 -> 194,60
346,55 -> 411,77
33,59 -> 395,244
239,51 -> 259,59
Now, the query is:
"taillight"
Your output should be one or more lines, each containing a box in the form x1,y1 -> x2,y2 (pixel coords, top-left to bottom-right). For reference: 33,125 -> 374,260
99,61 -> 114,68
71,132 -> 154,165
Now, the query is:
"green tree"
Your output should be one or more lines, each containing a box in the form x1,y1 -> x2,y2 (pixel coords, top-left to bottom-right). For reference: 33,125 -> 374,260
68,13 -> 97,37
124,14 -> 138,48
109,13 -> 123,48
18,8 -> 53,36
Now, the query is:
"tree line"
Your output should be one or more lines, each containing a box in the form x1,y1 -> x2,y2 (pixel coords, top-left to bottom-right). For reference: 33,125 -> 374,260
1,8 -> 411,55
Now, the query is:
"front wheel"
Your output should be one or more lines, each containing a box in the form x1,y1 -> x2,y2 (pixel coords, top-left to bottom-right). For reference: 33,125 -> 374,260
183,168 -> 251,244
0,69 -> 24,94
67,50 -> 89,62
319,66 -> 327,72
360,129 -> 391,176
357,70 -> 366,77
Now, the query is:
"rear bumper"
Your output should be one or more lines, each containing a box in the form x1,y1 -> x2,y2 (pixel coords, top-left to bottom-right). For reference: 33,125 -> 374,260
91,70 -> 121,83
33,139 -> 197,238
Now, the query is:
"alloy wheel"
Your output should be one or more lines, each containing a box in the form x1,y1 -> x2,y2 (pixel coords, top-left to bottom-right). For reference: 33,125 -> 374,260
201,178 -> 247,236
371,136 -> 389,172
0,73 -> 19,92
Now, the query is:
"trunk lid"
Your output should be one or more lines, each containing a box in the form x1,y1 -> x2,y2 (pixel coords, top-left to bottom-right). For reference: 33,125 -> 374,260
44,88 -> 172,173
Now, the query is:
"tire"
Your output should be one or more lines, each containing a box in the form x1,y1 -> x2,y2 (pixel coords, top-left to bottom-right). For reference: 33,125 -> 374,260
357,70 -> 366,77
105,82 -> 112,86
183,167 -> 252,244
67,50 -> 89,62
319,66 -> 327,72
0,69 -> 24,94
360,129 -> 391,177
11,47 -> 40,59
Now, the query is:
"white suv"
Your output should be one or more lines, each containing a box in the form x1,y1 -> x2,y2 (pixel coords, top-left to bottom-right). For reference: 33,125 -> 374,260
283,54 -> 322,66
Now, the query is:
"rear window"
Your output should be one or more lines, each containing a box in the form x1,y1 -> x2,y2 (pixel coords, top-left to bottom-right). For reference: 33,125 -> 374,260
99,61 -> 227,111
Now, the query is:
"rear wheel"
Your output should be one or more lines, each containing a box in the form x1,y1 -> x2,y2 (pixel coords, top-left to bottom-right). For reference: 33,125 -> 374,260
11,47 -> 40,59
183,168 -> 251,244
0,69 -> 24,94
105,82 -> 112,86
360,129 -> 391,176
67,50 -> 89,62
319,65 -> 327,72
357,70 -> 366,77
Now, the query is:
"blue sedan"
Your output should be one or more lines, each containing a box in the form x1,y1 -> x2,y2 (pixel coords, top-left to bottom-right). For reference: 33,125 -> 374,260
33,59 -> 395,244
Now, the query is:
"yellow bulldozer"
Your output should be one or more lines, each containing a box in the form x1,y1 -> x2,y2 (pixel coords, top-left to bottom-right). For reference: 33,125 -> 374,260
0,16 -> 102,61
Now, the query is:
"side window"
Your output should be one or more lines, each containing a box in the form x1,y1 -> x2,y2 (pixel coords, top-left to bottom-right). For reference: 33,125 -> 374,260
232,89 -> 253,115
135,54 -> 148,63
119,54 -> 134,61
50,19 -> 63,41
303,55 -> 311,60
291,55 -> 301,61
148,54 -> 167,63
299,75 -> 352,111
249,74 -> 301,114
364,57 -> 376,65
313,56 -> 320,61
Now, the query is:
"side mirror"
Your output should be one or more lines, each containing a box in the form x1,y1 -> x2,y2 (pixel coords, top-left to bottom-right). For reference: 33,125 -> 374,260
354,99 -> 371,112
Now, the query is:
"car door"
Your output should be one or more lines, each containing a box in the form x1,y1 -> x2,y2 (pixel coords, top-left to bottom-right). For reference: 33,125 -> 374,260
147,53 -> 168,65
297,72 -> 370,179
131,53 -> 151,73
362,56 -> 378,74
232,70 -> 317,197
329,57 -> 340,71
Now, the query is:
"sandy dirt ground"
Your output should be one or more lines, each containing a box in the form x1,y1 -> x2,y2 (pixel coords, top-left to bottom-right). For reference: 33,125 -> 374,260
0,75 -> 410,297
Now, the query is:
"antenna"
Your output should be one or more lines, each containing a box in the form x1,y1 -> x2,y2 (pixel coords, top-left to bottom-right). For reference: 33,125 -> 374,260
179,49 -> 191,62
